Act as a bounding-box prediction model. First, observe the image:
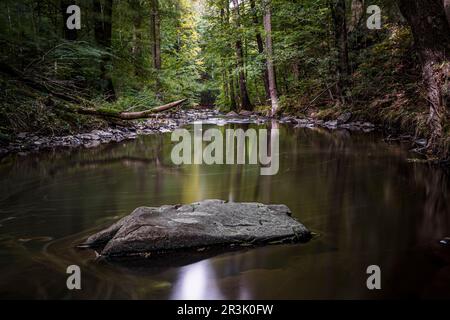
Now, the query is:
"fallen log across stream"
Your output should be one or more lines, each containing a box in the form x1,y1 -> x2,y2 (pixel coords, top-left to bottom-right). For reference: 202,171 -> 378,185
72,99 -> 188,120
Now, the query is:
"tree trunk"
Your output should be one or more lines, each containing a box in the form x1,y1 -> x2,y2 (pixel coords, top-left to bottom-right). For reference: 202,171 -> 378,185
93,0 -> 116,101
263,0 -> 279,116
292,60 -> 300,83
131,1 -> 143,76
150,0 -> 162,70
232,0 -> 252,111
222,70 -> 230,106
229,73 -> 237,111
222,1 -> 237,111
250,0 -> 271,101
349,0 -> 364,32
61,0 -> 77,41
330,0 -> 350,104
398,0 -> 450,153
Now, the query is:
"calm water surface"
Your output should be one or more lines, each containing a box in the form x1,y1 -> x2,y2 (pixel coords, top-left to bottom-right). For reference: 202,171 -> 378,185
0,123 -> 449,299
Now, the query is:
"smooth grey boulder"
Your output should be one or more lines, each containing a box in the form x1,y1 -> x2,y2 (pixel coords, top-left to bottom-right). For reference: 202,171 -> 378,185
84,199 -> 310,258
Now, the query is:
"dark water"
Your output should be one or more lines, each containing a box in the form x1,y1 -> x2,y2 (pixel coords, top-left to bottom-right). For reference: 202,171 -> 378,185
1,123 -> 449,299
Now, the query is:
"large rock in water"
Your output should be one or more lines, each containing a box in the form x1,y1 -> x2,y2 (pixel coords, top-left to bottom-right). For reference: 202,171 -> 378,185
84,200 -> 310,258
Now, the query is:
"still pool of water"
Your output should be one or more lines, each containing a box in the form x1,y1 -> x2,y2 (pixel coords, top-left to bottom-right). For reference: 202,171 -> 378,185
0,123 -> 449,299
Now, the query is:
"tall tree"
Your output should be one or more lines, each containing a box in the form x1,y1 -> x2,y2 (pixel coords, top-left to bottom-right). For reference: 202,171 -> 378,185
222,0 -> 237,110
330,0 -> 350,104
397,0 -> 450,152
150,0 -> 162,70
250,0 -> 271,101
262,0 -> 279,115
93,0 -> 116,101
130,0 -> 143,76
231,0 -> 252,110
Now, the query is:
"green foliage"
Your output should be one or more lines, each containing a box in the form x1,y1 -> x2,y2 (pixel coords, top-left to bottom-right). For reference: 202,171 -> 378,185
0,0 -> 444,155
111,0 -> 203,107
0,0 -> 205,134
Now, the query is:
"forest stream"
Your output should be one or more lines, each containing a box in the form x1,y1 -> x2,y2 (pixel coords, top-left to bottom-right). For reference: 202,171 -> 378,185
0,120 -> 449,299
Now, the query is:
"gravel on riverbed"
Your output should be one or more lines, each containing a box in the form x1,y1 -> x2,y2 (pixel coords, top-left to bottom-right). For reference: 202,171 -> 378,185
0,109 -> 381,157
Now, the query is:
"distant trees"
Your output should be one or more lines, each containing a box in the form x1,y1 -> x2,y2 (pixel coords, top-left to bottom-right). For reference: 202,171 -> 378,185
205,0 -> 282,113
203,0 -> 350,114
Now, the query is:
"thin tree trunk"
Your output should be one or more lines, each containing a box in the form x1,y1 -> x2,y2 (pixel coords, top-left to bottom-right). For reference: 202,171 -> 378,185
220,3 -> 233,110
232,0 -> 252,111
93,0 -> 116,101
349,0 -> 364,32
150,0 -> 162,70
330,0 -> 350,104
398,0 -> 450,153
292,60 -> 300,83
250,0 -> 271,101
225,1 -> 237,111
223,70 -> 230,106
131,1 -> 143,76
228,75 -> 237,111
263,0 -> 279,116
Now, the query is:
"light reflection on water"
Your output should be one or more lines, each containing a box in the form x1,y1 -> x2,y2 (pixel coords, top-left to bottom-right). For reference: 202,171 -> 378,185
171,260 -> 223,300
0,123 -> 449,299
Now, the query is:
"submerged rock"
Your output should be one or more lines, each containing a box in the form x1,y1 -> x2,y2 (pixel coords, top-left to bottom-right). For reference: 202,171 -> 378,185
83,199 -> 311,258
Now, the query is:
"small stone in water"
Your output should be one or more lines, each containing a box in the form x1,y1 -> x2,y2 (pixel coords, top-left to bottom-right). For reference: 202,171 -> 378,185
337,112 -> 352,124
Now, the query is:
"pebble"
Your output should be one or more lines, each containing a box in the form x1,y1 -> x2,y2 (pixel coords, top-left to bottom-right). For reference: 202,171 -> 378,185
439,237 -> 450,246
415,139 -> 427,147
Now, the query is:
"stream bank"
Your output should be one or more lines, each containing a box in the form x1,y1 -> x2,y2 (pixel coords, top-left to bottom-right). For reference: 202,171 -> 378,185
1,105 -> 434,164
0,109 -> 219,157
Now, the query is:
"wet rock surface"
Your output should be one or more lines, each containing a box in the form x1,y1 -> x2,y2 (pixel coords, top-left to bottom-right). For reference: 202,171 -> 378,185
83,199 -> 311,259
